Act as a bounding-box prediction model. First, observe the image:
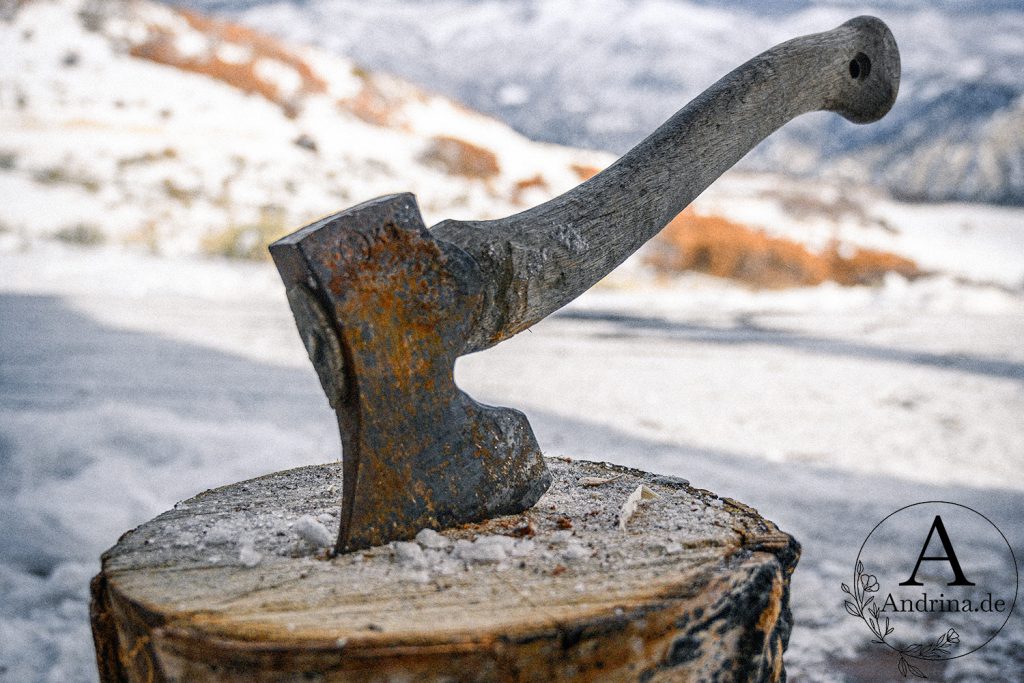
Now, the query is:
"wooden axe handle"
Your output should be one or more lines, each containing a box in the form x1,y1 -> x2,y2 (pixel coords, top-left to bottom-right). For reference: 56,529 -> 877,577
433,16 -> 899,353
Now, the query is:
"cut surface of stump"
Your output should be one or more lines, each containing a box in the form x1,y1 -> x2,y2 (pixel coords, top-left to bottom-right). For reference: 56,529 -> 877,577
91,458 -> 800,682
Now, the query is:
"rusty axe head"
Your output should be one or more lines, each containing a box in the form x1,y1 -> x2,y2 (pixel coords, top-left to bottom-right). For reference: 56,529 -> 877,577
270,16 -> 900,553
270,194 -> 551,552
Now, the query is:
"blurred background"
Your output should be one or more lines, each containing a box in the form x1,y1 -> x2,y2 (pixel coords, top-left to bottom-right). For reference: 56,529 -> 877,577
1,1 -> 1022,681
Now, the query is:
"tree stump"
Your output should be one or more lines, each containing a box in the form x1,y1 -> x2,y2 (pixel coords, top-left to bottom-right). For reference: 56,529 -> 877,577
91,458 -> 799,682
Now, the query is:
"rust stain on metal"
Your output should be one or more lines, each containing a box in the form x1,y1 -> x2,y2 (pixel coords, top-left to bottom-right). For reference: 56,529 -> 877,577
270,194 -> 551,552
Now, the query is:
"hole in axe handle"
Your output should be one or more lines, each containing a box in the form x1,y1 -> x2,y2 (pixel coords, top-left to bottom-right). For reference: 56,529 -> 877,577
849,52 -> 871,80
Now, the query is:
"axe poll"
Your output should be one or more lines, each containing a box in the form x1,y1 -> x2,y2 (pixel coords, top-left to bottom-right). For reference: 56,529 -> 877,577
270,16 -> 900,552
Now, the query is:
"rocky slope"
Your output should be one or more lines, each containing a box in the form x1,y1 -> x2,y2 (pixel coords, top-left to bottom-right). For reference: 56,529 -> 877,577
3,0 -> 1022,292
190,0 -> 1024,206
0,0 -> 610,258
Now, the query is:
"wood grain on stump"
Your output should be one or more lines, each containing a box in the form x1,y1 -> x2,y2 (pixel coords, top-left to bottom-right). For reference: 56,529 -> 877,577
91,458 -> 800,682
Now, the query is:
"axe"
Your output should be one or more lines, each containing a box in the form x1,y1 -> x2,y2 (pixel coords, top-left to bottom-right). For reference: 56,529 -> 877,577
270,16 -> 899,552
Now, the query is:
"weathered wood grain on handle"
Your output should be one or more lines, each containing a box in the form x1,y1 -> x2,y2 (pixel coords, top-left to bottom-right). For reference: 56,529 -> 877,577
433,16 -> 899,353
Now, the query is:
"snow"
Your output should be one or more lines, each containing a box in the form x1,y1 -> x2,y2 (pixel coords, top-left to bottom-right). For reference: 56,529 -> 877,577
0,0 -> 613,256
209,0 -> 1024,204
253,58 -> 302,98
2,244 -> 1023,681
292,514 -> 333,548
391,541 -> 427,568
453,537 -> 510,564
216,41 -> 252,65
690,172 -> 1024,289
173,28 -> 212,59
238,538 -> 262,567
415,527 -> 451,549
2,1 -> 1023,681
497,83 -> 529,107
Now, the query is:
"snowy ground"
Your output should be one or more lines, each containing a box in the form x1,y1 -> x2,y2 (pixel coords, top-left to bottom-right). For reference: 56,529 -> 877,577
1,245 -> 1022,681
3,3 -> 1022,681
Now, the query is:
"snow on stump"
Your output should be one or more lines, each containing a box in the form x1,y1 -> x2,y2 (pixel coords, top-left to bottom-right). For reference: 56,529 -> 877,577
90,458 -> 799,681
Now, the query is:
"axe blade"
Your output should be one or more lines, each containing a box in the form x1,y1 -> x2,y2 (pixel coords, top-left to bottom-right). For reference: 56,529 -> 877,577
270,194 -> 551,552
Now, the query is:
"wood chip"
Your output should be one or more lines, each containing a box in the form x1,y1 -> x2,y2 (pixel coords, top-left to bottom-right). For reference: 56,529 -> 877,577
579,473 -> 624,487
617,485 -> 660,530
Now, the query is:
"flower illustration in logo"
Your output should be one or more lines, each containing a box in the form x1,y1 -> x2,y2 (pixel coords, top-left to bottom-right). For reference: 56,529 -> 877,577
844,502 -> 1018,678
841,562 -> 962,678
859,573 -> 880,593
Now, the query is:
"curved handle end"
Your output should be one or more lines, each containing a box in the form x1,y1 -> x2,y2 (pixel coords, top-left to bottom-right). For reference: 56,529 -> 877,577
829,15 -> 900,124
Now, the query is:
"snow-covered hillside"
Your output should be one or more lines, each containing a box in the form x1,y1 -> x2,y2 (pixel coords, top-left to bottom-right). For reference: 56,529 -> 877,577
2,2 -> 1024,682
0,0 -> 611,257
182,0 -> 1024,205
4,0 -> 1024,294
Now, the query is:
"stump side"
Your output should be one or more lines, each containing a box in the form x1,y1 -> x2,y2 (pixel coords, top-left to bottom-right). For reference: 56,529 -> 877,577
92,458 -> 800,682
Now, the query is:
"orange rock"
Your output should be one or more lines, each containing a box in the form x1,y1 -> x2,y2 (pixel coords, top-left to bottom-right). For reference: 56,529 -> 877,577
646,209 -> 920,288
420,136 -> 500,179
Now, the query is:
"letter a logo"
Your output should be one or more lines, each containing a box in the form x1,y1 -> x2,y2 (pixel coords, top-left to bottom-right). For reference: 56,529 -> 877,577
899,515 -> 976,586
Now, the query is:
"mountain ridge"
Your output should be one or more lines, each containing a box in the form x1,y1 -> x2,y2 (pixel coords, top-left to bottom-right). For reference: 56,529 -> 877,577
177,0 -> 1024,206
3,0 -> 1023,292
0,0 -> 612,258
